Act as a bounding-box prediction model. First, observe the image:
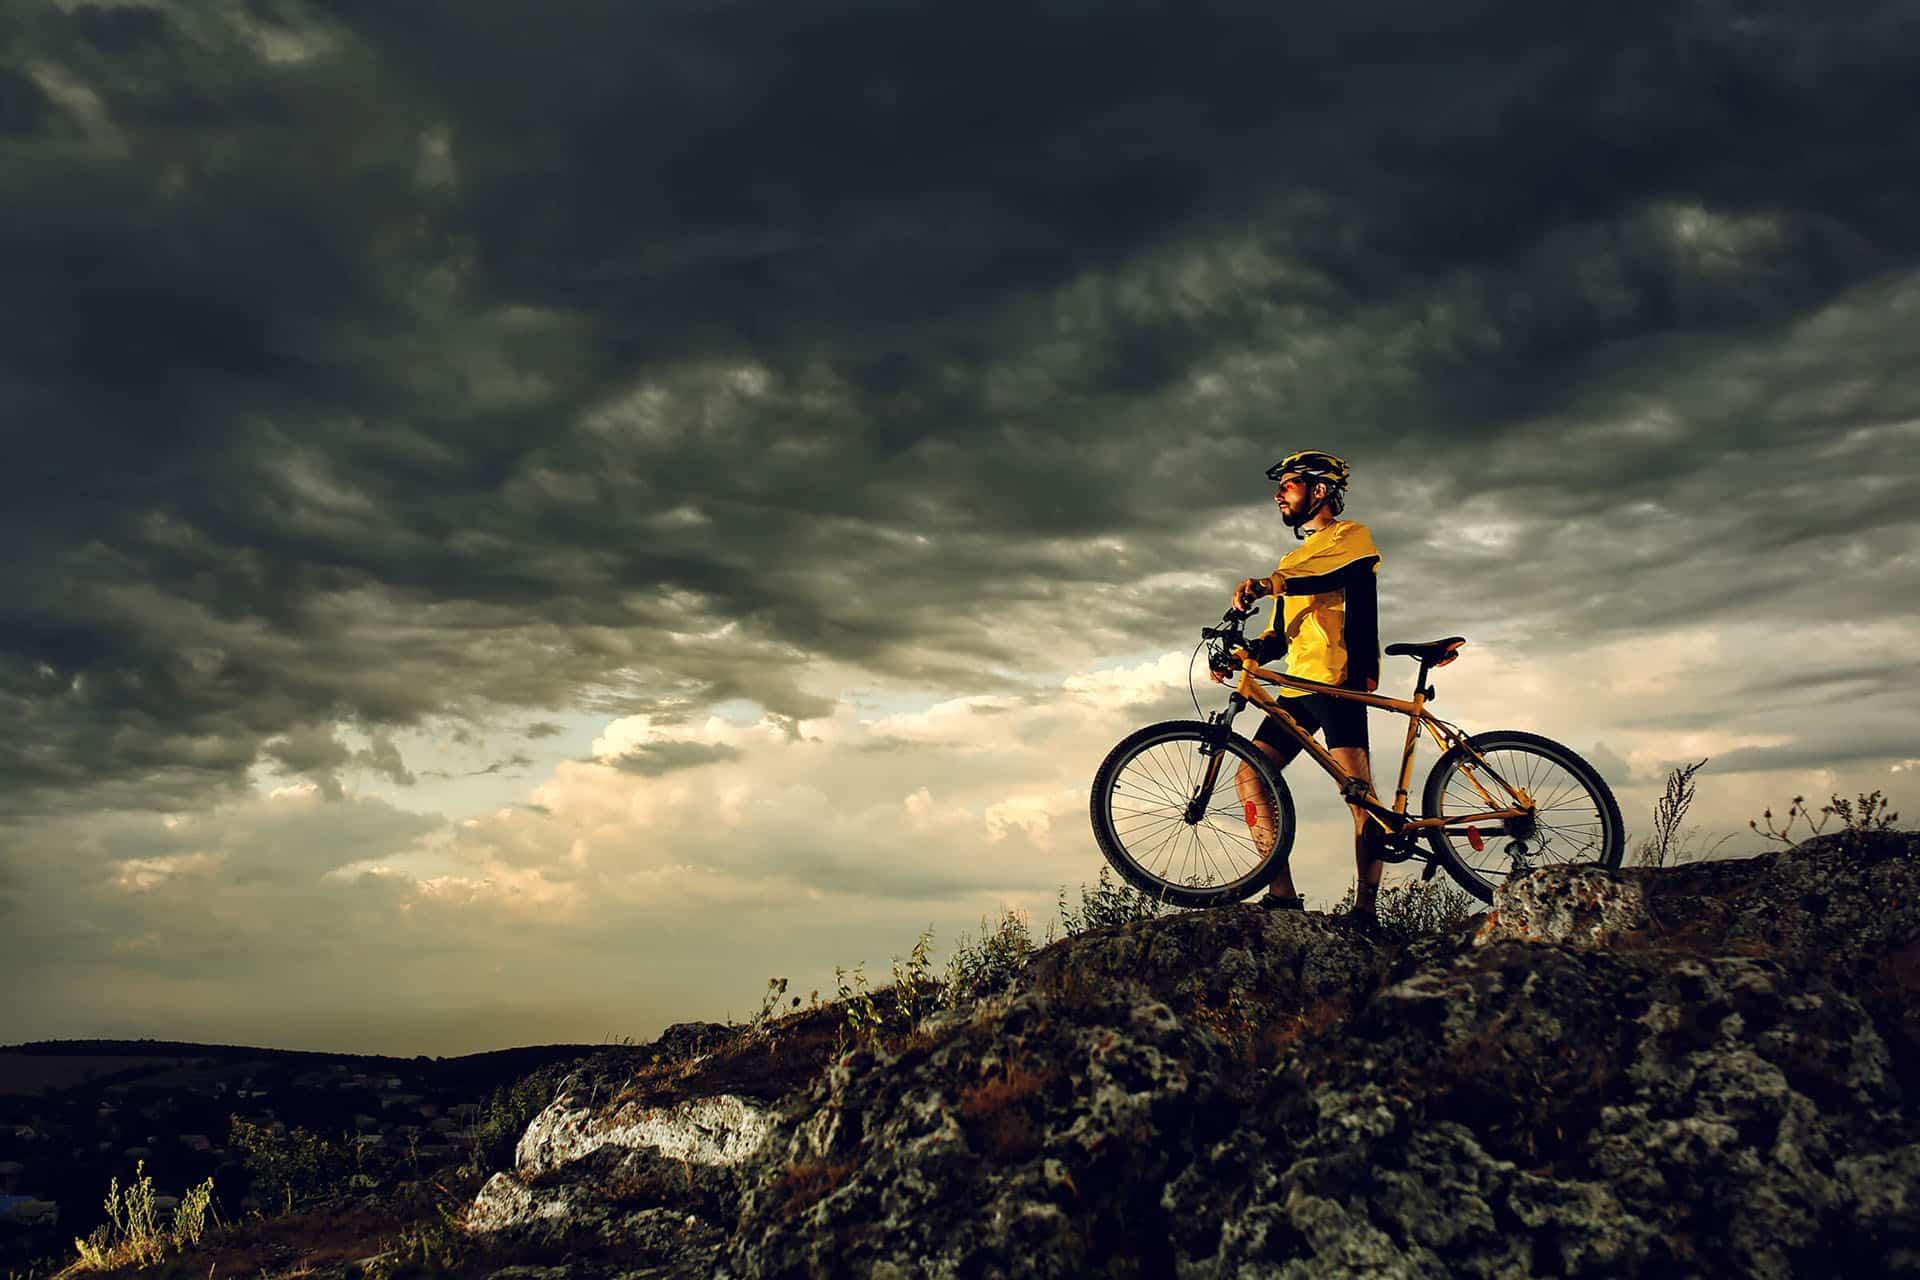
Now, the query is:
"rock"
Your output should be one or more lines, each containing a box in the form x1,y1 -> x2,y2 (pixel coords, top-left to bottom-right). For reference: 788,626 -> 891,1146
460,837 -> 1920,1279
1474,866 -> 1650,947
515,1091 -> 771,1174
651,1021 -> 739,1064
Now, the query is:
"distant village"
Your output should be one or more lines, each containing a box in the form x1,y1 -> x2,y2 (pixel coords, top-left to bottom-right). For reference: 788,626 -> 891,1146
0,1044 -> 592,1270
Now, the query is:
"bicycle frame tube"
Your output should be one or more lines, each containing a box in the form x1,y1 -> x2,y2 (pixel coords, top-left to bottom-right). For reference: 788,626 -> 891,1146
1230,655 -> 1533,835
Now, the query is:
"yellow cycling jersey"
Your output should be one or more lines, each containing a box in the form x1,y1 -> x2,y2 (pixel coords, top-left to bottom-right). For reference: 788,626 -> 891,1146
1259,520 -> 1383,697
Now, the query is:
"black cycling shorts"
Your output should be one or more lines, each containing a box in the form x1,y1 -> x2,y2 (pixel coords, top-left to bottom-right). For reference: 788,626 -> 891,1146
1252,691 -> 1370,761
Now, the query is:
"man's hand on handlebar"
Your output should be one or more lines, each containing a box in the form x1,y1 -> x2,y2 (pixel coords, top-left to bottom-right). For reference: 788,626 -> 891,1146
1230,574 -> 1282,613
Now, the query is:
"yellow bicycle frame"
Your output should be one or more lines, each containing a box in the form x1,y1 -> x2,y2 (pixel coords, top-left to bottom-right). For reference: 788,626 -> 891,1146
1226,646 -> 1535,839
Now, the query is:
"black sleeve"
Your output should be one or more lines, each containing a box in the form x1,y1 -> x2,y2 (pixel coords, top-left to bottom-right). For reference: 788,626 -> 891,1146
1341,562 -> 1380,691
1282,555 -> 1381,596
1249,631 -> 1287,664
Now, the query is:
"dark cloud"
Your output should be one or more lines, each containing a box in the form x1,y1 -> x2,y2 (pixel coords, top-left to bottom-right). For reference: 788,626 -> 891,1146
470,753 -> 534,777
1708,730 -> 1920,778
425,752 -> 536,779
3,0 -> 1919,822
600,741 -> 741,777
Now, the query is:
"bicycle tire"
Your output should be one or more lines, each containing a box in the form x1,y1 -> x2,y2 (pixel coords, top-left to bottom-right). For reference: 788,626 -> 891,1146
1089,719 -> 1296,907
1420,729 -> 1624,903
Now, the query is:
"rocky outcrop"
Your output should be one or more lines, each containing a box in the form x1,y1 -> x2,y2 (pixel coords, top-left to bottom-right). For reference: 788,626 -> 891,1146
461,834 -> 1920,1279
465,1050 -> 780,1276
1472,865 -> 1651,947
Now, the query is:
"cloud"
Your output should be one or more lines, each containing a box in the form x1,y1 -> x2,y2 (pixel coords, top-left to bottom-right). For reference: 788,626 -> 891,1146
600,741 -> 742,777
5,618 -> 1917,1054
2,0 -> 1919,1050
3,0 -> 1918,825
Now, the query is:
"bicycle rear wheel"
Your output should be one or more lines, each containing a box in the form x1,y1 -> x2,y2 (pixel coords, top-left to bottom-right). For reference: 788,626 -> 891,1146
1420,729 -> 1624,903
1089,719 -> 1295,907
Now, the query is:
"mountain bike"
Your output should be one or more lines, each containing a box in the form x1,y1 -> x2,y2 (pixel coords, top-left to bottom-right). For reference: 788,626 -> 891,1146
1088,607 -> 1624,906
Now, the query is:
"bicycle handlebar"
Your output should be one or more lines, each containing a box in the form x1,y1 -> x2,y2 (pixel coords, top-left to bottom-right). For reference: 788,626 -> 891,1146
1203,605 -> 1254,638
1201,607 -> 1254,677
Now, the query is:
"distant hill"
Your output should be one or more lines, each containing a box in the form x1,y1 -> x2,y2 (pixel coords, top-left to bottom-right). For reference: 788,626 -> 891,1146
0,1039 -> 610,1097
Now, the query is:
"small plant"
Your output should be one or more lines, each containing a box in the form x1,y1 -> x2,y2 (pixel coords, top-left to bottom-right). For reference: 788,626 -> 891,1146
465,1069 -> 562,1176
834,963 -> 886,1051
1825,790 -> 1900,837
1056,864 -> 1166,937
1753,790 -> 1902,854
1634,758 -> 1710,867
363,1202 -> 469,1280
891,929 -> 938,1028
170,1176 -> 217,1250
940,908 -> 1035,1009
1333,878 -> 1477,941
1751,794 -> 1828,846
68,1161 -> 219,1273
745,976 -> 792,1045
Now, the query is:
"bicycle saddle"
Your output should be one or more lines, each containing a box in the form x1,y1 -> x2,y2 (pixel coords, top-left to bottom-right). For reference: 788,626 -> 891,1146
1385,636 -> 1467,666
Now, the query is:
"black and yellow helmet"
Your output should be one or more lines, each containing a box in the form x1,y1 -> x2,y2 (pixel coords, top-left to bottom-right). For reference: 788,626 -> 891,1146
1265,449 -> 1351,535
1264,449 -> 1351,489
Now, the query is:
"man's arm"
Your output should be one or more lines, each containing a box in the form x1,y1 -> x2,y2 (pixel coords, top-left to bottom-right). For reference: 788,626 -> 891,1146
1341,562 -> 1379,692
1279,556 -> 1379,597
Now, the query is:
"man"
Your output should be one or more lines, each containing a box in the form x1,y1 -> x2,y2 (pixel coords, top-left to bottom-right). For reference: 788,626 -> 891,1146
1216,449 -> 1385,931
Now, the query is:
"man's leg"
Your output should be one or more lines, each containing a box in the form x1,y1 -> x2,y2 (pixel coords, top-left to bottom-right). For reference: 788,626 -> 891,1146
1234,741 -> 1297,898
1330,745 -> 1383,918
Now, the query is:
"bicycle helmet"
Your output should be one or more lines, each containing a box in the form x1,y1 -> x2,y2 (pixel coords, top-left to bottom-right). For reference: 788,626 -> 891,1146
1265,449 -> 1350,536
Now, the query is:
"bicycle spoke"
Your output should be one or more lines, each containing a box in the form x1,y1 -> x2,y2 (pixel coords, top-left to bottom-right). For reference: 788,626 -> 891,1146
1196,817 -> 1255,880
1134,750 -> 1191,807
1113,812 -> 1187,840
1111,802 -> 1187,820
1115,774 -> 1185,816
1137,815 -> 1190,876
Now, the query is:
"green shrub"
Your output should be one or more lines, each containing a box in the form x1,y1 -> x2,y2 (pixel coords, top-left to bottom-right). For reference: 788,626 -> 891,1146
229,1116 -> 353,1213
940,908 -> 1034,1009
1056,865 -> 1166,937
465,1069 -> 564,1176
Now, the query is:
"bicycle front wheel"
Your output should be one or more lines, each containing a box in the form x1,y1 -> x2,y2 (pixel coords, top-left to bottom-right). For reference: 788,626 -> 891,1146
1420,729 -> 1624,903
1089,720 -> 1296,907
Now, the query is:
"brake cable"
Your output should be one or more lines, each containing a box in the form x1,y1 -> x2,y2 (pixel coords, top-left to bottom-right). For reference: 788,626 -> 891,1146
1187,635 -> 1209,718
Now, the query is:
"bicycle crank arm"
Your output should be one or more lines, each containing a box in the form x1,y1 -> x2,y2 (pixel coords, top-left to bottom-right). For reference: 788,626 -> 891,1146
1374,834 -> 1427,865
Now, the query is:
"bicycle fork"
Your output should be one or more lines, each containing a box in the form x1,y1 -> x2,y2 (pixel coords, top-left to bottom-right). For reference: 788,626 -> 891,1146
1184,698 -> 1245,823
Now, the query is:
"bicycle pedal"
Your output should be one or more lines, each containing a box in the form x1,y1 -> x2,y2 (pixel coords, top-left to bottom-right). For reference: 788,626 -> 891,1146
1376,837 -> 1420,864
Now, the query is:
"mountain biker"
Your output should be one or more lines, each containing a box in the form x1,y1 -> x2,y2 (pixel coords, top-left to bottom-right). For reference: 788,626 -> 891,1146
1213,449 -> 1385,932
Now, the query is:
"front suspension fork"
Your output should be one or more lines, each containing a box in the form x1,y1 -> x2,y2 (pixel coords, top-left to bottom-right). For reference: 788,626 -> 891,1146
1184,697 -> 1244,822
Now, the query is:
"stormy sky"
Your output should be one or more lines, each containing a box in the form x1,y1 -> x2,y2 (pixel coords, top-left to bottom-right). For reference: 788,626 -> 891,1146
4,0 -> 1918,1055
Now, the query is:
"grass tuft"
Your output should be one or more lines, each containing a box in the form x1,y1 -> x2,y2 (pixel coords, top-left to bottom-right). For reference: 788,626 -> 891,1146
61,1160 -> 220,1276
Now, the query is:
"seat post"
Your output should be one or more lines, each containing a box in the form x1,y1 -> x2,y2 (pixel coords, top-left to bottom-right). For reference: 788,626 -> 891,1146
1393,664 -> 1432,813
